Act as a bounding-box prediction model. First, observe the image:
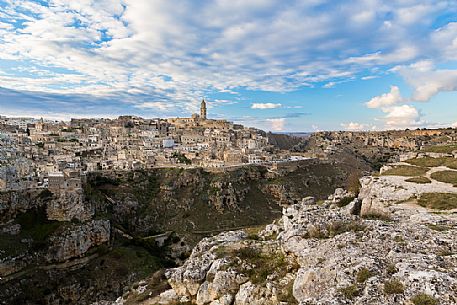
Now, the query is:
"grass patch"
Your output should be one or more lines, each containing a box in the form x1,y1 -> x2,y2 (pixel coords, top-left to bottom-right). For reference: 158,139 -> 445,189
427,223 -> 452,231
339,284 -> 360,300
430,170 -> 457,185
362,212 -> 391,221
337,196 -> 355,207
244,225 -> 264,240
124,271 -> 171,305
307,220 -> 366,239
417,193 -> 457,210
356,268 -> 373,283
422,144 -> 457,154
226,247 -> 289,285
381,165 -> 428,177
383,279 -> 405,295
405,156 -> 457,169
444,159 -> 457,169
405,157 -> 448,168
386,263 -> 398,275
410,293 -> 438,305
405,176 -> 431,184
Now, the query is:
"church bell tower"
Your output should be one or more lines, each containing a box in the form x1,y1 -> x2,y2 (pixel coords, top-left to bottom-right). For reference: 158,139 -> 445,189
200,99 -> 207,120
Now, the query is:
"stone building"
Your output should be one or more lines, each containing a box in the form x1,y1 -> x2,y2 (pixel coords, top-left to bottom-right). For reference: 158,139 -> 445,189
200,99 -> 207,120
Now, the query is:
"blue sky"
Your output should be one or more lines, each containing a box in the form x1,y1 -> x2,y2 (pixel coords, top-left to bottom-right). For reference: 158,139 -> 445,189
0,0 -> 457,131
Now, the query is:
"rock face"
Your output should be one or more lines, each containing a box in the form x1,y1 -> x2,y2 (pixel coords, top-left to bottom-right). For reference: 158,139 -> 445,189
0,188 -> 92,224
46,189 -> 93,221
117,188 -> 457,305
0,189 -> 46,224
47,220 -> 110,263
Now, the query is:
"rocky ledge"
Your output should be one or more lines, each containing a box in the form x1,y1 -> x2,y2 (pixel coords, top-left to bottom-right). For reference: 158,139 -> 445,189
110,185 -> 457,305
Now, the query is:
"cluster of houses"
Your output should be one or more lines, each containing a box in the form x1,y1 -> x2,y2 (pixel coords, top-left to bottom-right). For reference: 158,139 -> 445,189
0,101 -> 300,191
308,129 -> 457,155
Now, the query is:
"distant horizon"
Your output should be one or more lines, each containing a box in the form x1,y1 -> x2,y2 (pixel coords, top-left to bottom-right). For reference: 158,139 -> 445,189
2,112 -> 456,134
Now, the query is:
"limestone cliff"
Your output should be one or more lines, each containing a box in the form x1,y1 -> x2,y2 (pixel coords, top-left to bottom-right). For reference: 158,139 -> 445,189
113,188 -> 457,305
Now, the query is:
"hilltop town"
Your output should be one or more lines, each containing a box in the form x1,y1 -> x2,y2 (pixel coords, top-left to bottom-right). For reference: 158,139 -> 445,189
0,100 -> 305,192
3,100 -> 457,194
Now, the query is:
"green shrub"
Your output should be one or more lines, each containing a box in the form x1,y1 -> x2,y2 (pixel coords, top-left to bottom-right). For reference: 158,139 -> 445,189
16,207 -> 62,243
337,196 -> 355,207
405,176 -> 431,184
231,247 -> 288,285
383,279 -> 404,295
339,284 -> 360,299
410,293 -> 438,305
356,268 -> 373,283
386,263 -> 398,275
362,212 -> 391,221
234,247 -> 262,260
247,233 -> 260,240
307,220 -> 366,239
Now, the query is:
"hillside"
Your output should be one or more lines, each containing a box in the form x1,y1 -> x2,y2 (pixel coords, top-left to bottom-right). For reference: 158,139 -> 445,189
0,158 -> 363,304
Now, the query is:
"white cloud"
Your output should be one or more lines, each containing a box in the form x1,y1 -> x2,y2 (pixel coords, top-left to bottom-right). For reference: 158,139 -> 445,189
432,22 -> 457,60
266,118 -> 285,131
361,75 -> 378,80
383,105 -> 423,129
133,102 -> 174,110
398,62 -> 457,102
340,122 -> 367,131
366,86 -> 403,109
323,82 -> 336,88
251,103 -> 282,109
0,0 -> 455,103
365,84 -> 426,129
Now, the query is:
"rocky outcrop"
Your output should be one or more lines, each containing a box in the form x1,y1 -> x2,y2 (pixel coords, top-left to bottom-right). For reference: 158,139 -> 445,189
359,166 -> 457,217
208,181 -> 248,212
46,189 -> 93,221
46,220 -> 110,263
0,189 -> 47,224
115,189 -> 457,305
0,188 -> 92,224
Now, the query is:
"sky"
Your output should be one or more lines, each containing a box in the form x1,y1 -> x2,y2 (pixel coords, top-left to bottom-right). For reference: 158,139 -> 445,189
0,1 -> 457,132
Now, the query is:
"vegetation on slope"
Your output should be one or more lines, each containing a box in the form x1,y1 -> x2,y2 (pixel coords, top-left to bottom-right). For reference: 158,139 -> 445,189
381,165 -> 428,177
405,176 -> 431,184
417,193 -> 457,210
405,156 -> 457,169
422,144 -> 457,153
430,170 -> 457,186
